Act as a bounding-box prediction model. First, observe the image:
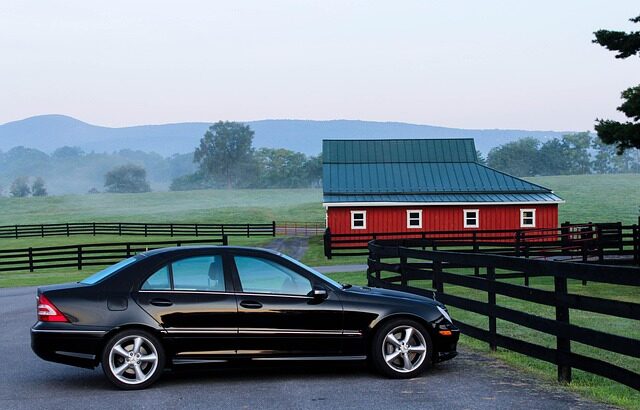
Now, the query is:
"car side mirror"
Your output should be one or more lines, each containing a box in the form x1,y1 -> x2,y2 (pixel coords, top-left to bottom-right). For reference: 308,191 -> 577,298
312,287 -> 328,300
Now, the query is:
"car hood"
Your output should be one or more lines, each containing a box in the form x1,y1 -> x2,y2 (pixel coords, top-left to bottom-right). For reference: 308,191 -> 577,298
342,285 -> 443,307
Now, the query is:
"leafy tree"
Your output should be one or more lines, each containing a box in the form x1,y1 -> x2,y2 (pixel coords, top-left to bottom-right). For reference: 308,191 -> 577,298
194,122 -> 254,188
104,164 -> 151,193
593,15 -> 640,152
254,148 -> 308,188
52,146 -> 84,159
560,133 -> 592,174
169,172 -> 216,191
303,155 -> 323,187
538,138 -> 570,175
591,138 -> 617,173
31,177 -> 47,197
486,137 -> 540,176
475,150 -> 487,165
10,176 -> 31,197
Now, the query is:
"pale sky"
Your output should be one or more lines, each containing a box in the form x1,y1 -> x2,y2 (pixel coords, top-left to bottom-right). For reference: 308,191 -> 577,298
0,1 -> 638,130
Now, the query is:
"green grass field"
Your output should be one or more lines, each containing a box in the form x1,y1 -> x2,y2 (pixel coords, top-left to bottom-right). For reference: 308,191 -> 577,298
0,173 -> 638,407
0,174 -> 636,226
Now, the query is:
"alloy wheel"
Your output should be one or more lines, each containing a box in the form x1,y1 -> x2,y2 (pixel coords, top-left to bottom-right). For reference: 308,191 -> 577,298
108,335 -> 159,385
381,325 -> 427,373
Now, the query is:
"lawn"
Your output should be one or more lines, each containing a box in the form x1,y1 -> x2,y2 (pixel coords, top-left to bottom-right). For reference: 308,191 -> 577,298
0,188 -> 324,225
0,174 -> 637,227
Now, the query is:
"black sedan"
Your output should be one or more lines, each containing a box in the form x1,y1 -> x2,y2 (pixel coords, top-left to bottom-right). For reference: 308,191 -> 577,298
31,246 -> 459,389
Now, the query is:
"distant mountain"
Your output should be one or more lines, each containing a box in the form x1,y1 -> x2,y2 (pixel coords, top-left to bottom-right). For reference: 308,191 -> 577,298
0,115 -> 575,156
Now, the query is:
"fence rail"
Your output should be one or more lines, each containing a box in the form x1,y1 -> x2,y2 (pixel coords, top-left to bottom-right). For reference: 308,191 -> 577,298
325,221 -> 640,265
276,221 -> 325,236
0,222 -> 276,239
366,240 -> 640,390
0,237 -> 228,273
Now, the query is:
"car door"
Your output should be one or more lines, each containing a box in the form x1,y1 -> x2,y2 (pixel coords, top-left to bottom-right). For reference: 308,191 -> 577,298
134,251 -> 238,361
230,251 -> 344,357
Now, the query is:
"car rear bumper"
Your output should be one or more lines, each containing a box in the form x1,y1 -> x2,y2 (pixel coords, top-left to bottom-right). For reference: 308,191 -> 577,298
30,323 -> 107,369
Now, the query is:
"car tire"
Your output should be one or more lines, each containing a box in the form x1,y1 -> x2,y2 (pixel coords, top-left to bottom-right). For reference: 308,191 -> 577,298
371,319 -> 433,379
101,329 -> 165,390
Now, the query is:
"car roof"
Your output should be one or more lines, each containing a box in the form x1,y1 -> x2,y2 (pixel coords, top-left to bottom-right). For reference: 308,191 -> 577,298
139,245 -> 281,258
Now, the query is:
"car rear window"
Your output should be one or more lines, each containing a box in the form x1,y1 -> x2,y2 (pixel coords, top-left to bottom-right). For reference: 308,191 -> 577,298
80,257 -> 138,285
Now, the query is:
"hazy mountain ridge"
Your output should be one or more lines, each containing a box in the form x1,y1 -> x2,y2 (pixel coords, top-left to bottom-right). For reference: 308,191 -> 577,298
0,115 -> 575,156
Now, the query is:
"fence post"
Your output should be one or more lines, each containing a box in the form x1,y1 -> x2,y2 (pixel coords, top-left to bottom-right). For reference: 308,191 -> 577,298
560,222 -> 570,256
28,247 -> 34,272
272,221 -> 276,237
77,246 -> 82,270
487,266 -> 496,352
118,223 -> 122,236
126,244 -> 131,258
473,232 -> 480,276
554,273 -> 572,384
596,224 -> 604,263
634,224 -> 639,264
323,228 -> 332,259
400,255 -> 407,286
222,235 -> 228,246
523,231 -> 530,286
432,259 -> 443,294
170,224 -> 174,237
515,230 -> 521,257
195,224 -> 199,237
144,224 -> 148,237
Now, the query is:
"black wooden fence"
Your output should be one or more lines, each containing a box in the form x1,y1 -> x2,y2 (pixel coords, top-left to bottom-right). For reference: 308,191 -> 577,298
0,237 -> 228,273
366,240 -> 640,390
0,222 -> 276,239
325,221 -> 640,265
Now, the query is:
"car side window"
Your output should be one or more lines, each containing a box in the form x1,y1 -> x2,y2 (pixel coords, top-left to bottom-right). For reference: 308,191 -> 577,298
234,256 -> 312,296
141,255 -> 225,292
141,266 -> 171,290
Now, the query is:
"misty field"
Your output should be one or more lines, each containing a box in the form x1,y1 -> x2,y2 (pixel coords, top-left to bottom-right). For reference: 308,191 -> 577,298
0,174 -> 638,226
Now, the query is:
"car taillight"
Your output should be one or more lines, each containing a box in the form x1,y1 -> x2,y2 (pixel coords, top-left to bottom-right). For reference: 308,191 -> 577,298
37,294 -> 69,322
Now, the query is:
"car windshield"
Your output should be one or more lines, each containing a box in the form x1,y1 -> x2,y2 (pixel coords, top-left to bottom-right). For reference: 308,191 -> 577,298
80,256 -> 138,285
277,253 -> 343,289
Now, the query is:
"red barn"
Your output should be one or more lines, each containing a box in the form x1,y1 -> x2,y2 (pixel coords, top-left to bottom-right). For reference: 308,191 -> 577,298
322,139 -> 563,236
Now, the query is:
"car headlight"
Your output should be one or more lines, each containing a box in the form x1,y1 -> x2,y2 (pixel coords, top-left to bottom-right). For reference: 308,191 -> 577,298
437,306 -> 452,323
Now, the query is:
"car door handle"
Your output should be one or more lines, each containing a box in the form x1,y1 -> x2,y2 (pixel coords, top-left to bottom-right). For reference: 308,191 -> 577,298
240,300 -> 263,309
150,298 -> 173,307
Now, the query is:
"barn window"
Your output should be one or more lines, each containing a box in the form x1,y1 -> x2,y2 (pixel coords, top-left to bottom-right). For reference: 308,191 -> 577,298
520,209 -> 536,227
463,209 -> 479,228
350,210 -> 366,230
406,210 -> 422,229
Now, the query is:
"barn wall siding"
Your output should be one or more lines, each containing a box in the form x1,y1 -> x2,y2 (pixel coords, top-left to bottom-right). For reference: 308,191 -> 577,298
327,204 -> 558,235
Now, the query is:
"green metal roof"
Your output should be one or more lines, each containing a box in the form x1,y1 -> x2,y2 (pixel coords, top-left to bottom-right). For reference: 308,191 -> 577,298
324,192 -> 563,204
323,139 -> 478,164
322,139 -> 562,204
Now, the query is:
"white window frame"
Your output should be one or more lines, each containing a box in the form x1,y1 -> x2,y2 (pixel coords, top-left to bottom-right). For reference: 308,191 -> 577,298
520,208 -> 536,228
463,209 -> 479,228
406,209 -> 423,229
350,210 -> 367,230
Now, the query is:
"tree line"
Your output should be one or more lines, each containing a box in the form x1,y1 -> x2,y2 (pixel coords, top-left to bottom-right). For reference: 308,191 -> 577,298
486,132 -> 640,177
169,121 -> 322,191
1,123 -> 637,197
